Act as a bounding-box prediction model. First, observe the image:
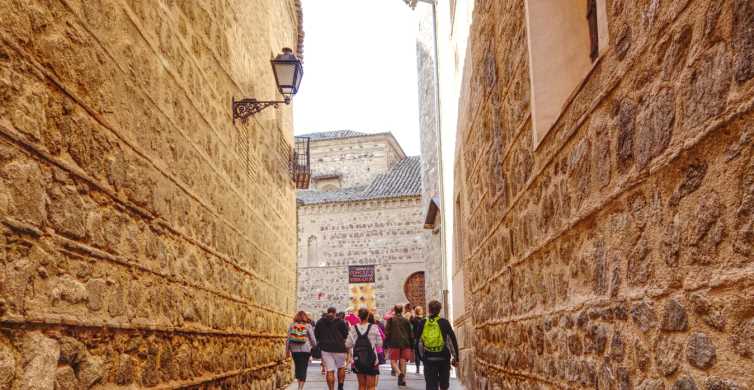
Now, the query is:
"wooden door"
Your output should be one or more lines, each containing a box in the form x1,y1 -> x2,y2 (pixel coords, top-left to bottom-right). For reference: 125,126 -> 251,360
403,271 -> 426,308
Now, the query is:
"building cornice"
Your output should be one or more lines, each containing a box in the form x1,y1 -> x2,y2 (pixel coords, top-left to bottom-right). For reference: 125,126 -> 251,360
298,195 -> 422,210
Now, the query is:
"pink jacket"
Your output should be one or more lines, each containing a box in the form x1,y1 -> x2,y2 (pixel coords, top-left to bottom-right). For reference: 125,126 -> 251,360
345,313 -> 360,326
375,325 -> 386,354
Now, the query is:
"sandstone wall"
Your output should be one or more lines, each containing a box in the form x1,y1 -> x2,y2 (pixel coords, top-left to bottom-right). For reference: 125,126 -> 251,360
297,198 -> 427,316
454,0 -> 754,388
0,0 -> 300,388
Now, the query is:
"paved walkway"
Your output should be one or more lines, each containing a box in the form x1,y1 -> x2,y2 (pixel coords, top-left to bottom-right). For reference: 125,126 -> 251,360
287,361 -> 463,390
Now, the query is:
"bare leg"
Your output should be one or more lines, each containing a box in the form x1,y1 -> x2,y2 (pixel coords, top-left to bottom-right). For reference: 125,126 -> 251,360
391,359 -> 400,376
399,359 -> 407,376
357,374 -> 367,390
326,371 -> 335,390
297,380 -> 305,390
337,367 -> 346,388
365,375 -> 377,390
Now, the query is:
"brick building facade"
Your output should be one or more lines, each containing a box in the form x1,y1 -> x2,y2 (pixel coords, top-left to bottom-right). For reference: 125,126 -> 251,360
0,1 -> 301,388
296,131 -> 429,317
453,0 -> 754,389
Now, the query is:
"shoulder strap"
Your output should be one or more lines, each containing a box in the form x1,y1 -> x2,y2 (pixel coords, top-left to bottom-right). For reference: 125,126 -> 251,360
355,324 -> 371,338
306,324 -> 315,344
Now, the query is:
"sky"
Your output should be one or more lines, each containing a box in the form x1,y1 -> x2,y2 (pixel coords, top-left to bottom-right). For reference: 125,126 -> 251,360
292,0 -> 422,156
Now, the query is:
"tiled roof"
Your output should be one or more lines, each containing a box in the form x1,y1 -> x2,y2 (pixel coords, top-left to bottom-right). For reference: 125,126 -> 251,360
297,157 -> 422,205
297,130 -> 367,141
362,157 -> 422,198
296,187 -> 367,204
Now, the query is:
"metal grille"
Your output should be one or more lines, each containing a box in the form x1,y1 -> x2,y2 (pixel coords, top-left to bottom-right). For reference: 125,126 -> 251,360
587,0 -> 599,62
290,136 -> 311,189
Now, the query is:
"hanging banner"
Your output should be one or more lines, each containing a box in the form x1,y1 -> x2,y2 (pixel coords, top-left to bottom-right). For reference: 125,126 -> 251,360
349,283 -> 376,312
348,265 -> 375,284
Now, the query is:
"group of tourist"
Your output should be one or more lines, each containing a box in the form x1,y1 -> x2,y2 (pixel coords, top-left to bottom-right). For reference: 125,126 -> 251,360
285,300 -> 459,390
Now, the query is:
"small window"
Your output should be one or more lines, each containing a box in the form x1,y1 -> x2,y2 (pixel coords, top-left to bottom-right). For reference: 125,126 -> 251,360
307,236 -> 318,267
525,0 -> 609,148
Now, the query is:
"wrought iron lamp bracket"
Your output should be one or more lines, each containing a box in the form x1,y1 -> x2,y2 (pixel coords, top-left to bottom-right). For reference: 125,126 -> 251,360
232,96 -> 291,124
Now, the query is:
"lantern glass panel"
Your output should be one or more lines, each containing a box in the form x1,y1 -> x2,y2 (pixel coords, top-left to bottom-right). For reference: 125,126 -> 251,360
273,62 -> 296,93
293,64 -> 303,93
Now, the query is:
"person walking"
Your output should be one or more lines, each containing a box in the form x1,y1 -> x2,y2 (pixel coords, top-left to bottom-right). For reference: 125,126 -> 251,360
411,305 -> 426,375
371,313 -> 387,366
416,300 -> 459,390
403,303 -> 415,321
385,304 -> 414,386
287,311 -> 317,390
315,307 -> 349,390
346,308 -> 383,390
382,311 -> 395,376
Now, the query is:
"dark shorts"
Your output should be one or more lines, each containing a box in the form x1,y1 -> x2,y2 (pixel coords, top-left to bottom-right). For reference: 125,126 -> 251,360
354,364 -> 380,376
292,352 -> 311,380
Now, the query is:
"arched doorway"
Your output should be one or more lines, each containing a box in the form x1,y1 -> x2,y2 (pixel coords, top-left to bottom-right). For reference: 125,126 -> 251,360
403,271 -> 426,308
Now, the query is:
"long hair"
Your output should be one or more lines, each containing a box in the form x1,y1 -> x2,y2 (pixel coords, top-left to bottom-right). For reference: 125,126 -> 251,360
293,311 -> 309,324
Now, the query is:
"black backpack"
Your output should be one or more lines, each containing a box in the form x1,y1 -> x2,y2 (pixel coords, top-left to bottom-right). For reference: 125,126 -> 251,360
353,324 -> 376,370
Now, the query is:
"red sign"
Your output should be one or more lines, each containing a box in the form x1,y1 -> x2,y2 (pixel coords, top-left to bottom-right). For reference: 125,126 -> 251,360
348,265 -> 375,283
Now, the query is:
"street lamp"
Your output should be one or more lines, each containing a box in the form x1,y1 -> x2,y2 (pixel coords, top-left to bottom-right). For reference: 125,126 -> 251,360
232,47 -> 304,124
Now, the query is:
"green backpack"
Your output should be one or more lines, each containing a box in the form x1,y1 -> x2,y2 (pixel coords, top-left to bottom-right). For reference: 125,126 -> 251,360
421,317 -> 445,353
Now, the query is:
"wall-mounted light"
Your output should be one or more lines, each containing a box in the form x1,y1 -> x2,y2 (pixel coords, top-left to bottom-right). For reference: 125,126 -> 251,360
232,47 -> 303,124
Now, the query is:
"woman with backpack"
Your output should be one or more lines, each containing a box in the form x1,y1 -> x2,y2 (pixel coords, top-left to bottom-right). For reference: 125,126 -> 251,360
287,311 -> 318,390
415,300 -> 459,390
345,308 -> 383,390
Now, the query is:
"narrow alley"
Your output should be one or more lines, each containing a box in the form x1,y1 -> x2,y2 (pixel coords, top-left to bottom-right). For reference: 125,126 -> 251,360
1,0 -> 753,389
285,362 -> 463,390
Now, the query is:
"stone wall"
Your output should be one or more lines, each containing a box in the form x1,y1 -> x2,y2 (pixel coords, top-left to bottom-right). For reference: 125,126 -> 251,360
0,0 -> 299,388
308,135 -> 405,189
297,198 -> 427,316
454,0 -> 754,389
415,3 -> 445,307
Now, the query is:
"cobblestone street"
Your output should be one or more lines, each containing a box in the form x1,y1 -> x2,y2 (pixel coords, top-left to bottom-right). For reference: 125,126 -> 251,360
287,361 -> 463,390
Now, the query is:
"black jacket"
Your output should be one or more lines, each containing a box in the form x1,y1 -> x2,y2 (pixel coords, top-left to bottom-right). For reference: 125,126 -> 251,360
315,316 -> 349,353
385,316 -> 414,348
414,316 -> 459,362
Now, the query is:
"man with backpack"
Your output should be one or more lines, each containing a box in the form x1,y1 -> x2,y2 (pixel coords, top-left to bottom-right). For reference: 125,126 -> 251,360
315,307 -> 350,390
415,300 -> 459,390
345,308 -> 382,390
385,304 -> 414,386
